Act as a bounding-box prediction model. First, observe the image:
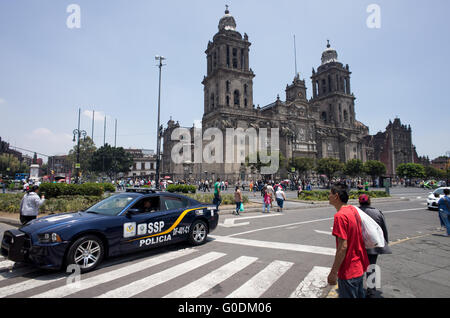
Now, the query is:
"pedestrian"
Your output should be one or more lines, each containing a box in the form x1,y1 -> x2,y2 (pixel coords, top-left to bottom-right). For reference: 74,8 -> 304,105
276,186 -> 287,212
358,194 -> 392,297
262,187 -> 271,213
266,183 -> 275,208
19,185 -> 45,225
234,186 -> 243,215
297,184 -> 303,197
213,178 -> 222,210
327,182 -> 369,298
438,188 -> 450,237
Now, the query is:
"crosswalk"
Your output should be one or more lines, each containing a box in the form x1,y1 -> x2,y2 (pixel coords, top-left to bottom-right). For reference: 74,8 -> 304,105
0,249 -> 331,298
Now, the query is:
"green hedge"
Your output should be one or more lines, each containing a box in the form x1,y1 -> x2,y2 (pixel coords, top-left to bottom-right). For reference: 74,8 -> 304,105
38,183 -> 115,198
298,190 -> 390,201
184,193 -> 249,205
166,184 -> 197,194
0,193 -> 103,213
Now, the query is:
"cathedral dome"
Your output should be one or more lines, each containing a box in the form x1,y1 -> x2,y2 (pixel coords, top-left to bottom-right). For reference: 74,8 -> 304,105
218,6 -> 237,31
321,40 -> 338,65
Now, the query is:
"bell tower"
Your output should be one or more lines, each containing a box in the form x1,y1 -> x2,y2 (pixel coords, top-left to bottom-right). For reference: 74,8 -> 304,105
311,40 -> 355,127
202,7 -> 255,120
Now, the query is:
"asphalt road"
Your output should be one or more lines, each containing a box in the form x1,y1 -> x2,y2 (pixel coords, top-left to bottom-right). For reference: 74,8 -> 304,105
0,190 -> 448,299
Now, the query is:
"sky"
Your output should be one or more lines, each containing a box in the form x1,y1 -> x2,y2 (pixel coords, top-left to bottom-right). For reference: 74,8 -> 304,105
0,0 -> 449,162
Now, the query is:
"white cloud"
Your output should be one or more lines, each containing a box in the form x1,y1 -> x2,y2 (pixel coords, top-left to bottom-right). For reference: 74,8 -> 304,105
24,128 -> 73,156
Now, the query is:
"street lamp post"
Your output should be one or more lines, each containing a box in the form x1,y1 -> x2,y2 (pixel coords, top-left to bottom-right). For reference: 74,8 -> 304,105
155,55 -> 166,190
73,108 -> 87,184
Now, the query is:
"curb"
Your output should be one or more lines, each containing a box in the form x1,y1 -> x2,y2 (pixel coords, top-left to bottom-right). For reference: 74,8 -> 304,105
0,217 -> 21,227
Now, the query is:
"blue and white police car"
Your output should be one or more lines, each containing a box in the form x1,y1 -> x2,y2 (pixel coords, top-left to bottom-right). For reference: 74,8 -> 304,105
1,189 -> 219,273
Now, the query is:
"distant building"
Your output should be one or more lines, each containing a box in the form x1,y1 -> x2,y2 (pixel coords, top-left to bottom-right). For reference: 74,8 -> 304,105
431,156 -> 449,171
48,155 -> 72,175
365,118 -> 420,178
125,149 -> 157,179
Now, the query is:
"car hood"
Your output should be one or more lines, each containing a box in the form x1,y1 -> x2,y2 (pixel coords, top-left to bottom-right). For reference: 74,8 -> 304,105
20,211 -> 108,234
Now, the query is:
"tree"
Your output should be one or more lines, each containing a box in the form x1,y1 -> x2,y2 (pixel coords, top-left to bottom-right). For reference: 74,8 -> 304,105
396,163 -> 425,181
91,144 -> 133,180
67,136 -> 97,175
344,159 -> 364,179
424,165 -> 445,180
290,157 -> 315,179
363,160 -> 386,186
0,154 -> 29,176
316,158 -> 344,187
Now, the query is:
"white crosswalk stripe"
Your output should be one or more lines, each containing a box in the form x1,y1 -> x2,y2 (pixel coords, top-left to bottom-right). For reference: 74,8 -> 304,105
226,260 -> 294,298
31,248 -> 197,298
290,266 -> 330,298
96,251 -> 226,298
0,250 -> 332,298
0,271 -> 66,298
164,256 -> 258,298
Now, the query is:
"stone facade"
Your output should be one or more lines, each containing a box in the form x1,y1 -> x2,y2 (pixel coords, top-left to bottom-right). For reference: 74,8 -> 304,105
364,118 -> 418,177
162,8 -> 417,182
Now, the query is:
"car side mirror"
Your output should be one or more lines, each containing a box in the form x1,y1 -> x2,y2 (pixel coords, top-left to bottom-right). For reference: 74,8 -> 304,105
434,193 -> 440,198
127,208 -> 140,215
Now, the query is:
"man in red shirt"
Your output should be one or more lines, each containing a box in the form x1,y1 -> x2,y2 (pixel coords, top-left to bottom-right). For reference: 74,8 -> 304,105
327,182 -> 369,298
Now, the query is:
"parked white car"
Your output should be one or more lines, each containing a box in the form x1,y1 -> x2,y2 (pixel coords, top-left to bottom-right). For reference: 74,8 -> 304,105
427,187 -> 450,210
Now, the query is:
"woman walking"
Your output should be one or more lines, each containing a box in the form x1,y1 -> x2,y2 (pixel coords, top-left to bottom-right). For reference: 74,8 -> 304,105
19,185 -> 45,225
234,186 -> 243,215
263,186 -> 272,213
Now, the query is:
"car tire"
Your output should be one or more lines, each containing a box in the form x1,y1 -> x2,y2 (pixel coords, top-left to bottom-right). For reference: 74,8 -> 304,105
188,220 -> 208,246
66,235 -> 104,274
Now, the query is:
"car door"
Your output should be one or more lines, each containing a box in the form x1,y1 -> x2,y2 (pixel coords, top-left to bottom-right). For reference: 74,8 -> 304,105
159,195 -> 193,242
119,195 -> 172,253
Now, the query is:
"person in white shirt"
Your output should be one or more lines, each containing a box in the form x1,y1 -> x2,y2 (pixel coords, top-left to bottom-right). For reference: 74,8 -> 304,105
275,187 -> 287,212
20,185 -> 45,225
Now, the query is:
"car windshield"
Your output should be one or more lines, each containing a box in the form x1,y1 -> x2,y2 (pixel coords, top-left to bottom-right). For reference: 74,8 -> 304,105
85,194 -> 137,216
434,189 -> 444,196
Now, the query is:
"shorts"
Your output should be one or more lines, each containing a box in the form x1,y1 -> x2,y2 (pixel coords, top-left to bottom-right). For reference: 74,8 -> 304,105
276,198 -> 284,208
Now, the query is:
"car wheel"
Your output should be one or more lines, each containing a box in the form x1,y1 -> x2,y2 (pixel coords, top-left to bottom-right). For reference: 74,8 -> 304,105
66,235 -> 104,273
188,220 -> 208,246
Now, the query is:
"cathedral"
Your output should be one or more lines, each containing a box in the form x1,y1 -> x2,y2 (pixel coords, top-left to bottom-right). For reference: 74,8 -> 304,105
162,8 -> 416,182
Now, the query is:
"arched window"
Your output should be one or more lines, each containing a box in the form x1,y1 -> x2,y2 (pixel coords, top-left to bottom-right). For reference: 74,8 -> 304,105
321,112 -> 327,123
244,84 -> 248,95
344,109 -> 348,122
226,80 -> 230,93
234,90 -> 240,106
226,95 -> 230,106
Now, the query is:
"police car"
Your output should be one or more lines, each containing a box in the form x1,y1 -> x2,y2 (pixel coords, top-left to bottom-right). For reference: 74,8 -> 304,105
1,189 -> 219,273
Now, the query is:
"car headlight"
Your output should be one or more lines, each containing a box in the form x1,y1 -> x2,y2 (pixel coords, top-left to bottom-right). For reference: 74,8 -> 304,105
38,233 -> 62,243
